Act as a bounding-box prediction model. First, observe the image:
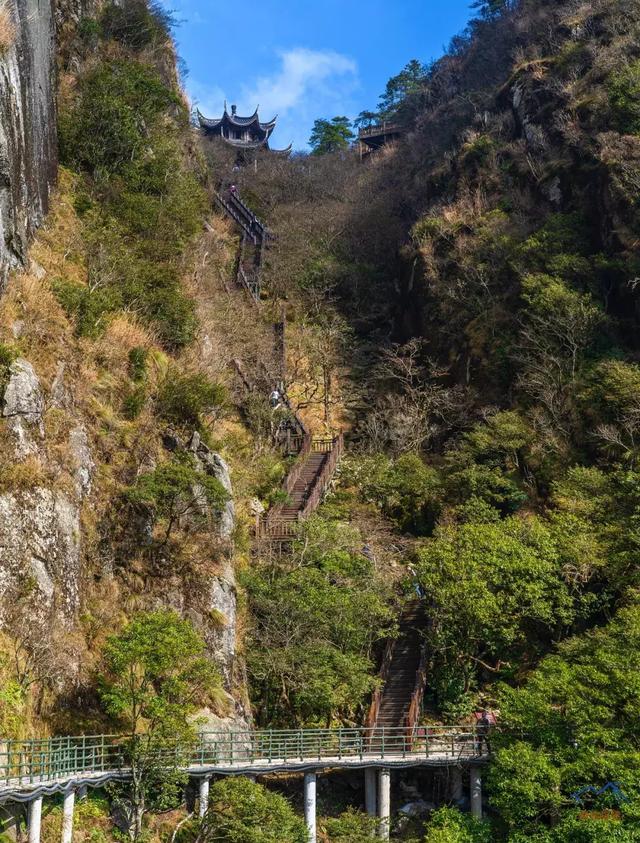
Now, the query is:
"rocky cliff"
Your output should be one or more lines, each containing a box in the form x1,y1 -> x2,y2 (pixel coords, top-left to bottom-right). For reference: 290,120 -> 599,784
0,0 -> 58,288
0,0 -> 251,734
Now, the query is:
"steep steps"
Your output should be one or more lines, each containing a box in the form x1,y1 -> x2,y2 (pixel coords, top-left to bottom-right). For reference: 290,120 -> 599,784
367,601 -> 425,743
259,438 -> 343,540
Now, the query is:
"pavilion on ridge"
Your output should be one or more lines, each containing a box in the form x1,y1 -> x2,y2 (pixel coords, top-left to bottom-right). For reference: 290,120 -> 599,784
197,103 -> 292,155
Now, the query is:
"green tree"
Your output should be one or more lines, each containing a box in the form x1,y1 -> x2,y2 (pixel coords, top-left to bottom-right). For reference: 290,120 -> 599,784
353,110 -> 379,130
157,372 -> 226,428
608,61 -> 640,134
243,518 -> 394,725
324,808 -> 380,841
471,0 -> 514,19
195,777 -> 307,843
488,599 -> 640,834
416,516 -> 574,714
309,116 -> 355,155
100,611 -> 223,839
378,59 -> 427,119
125,454 -> 228,543
423,807 -> 492,842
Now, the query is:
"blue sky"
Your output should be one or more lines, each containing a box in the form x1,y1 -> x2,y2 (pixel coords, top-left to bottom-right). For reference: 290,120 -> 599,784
166,0 -> 476,151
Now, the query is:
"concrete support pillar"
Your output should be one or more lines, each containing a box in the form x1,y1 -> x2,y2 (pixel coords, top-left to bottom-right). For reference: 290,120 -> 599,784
470,766 -> 483,819
61,789 -> 75,843
378,768 -> 391,840
365,768 -> 377,817
28,798 -> 42,843
304,773 -> 317,843
198,777 -> 210,819
450,767 -> 463,805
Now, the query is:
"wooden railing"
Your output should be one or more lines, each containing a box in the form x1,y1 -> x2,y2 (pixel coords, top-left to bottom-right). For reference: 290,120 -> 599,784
358,122 -> 404,139
213,191 -> 259,244
237,264 -> 261,304
406,646 -> 429,737
258,434 -> 344,540
300,434 -> 344,518
365,637 -> 397,730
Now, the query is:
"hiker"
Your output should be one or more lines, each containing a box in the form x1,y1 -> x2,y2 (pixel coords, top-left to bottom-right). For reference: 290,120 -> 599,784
476,710 -> 492,754
407,564 -> 424,599
269,388 -> 282,409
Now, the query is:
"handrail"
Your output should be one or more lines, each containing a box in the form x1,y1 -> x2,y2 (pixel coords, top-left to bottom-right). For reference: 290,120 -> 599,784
0,727 -> 491,793
299,434 -> 343,518
406,645 -> 429,738
258,434 -> 344,539
213,191 -> 258,244
283,434 -> 313,495
259,434 -> 313,536
226,193 -> 273,242
358,122 -> 404,139
365,636 -> 397,730
237,264 -> 261,305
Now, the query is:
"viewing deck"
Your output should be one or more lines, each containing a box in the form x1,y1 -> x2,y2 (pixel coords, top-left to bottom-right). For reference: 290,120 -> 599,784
358,122 -> 405,153
0,727 -> 489,802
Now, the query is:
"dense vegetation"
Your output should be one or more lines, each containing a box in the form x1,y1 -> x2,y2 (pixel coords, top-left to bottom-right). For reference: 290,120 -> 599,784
3,0 -> 640,838
224,0 -> 640,837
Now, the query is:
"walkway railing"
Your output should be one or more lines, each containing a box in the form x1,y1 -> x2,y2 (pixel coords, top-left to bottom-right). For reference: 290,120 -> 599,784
358,122 -> 404,139
0,727 -> 489,792
300,434 -> 343,518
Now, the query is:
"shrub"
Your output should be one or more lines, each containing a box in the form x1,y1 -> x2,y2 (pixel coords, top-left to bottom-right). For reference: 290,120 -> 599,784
128,346 -> 148,381
59,59 -> 178,178
122,385 -> 146,420
423,806 -> 493,842
101,0 -> 175,50
608,61 -> 640,135
51,278 -> 121,338
198,778 -> 307,843
125,454 -> 229,542
58,55 -> 207,347
157,372 -> 226,428
0,343 -> 17,391
324,808 -> 380,841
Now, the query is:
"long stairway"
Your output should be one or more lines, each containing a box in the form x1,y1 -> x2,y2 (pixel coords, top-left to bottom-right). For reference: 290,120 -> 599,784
376,602 -> 424,729
277,451 -> 328,525
367,600 -> 425,750
259,436 -> 344,540
214,187 -> 271,304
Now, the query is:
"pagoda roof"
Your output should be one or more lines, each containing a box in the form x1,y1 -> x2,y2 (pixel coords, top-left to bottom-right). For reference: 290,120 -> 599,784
197,106 -> 278,136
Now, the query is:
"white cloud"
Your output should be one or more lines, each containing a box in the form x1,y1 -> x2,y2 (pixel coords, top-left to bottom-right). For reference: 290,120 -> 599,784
240,48 -> 357,120
188,48 -> 359,151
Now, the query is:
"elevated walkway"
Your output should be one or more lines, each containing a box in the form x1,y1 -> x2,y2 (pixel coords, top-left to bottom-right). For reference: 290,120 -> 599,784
0,727 -> 488,803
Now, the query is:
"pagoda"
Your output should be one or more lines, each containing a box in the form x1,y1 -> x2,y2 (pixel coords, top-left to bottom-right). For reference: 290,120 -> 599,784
197,103 -> 292,154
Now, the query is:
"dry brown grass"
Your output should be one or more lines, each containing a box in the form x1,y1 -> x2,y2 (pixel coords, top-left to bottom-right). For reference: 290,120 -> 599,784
0,0 -> 16,54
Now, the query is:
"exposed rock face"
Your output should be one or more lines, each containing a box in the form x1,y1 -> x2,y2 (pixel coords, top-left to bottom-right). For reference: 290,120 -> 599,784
0,488 -> 82,624
0,0 -> 58,288
206,558 -> 239,686
2,356 -> 43,455
0,358 -> 94,630
188,431 -> 236,539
